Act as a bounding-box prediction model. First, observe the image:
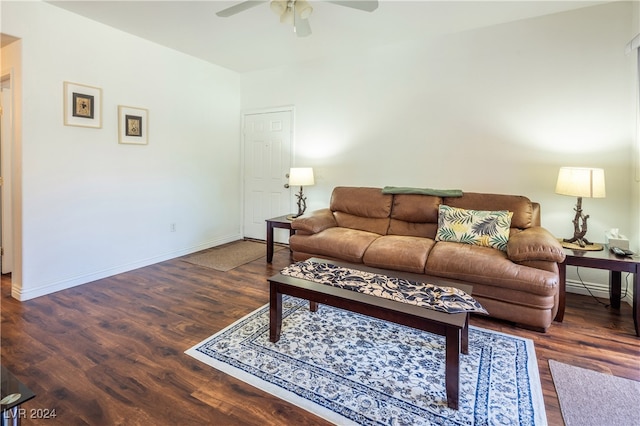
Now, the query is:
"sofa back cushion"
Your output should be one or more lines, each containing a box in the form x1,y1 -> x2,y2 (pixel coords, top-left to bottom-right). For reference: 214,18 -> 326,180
443,192 -> 535,229
327,187 -> 539,236
388,194 -> 441,238
330,187 -> 392,235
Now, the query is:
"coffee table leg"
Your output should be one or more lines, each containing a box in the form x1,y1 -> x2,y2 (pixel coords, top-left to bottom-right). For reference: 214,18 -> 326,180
445,327 -> 460,410
461,314 -> 469,355
269,282 -> 282,342
309,301 -> 318,312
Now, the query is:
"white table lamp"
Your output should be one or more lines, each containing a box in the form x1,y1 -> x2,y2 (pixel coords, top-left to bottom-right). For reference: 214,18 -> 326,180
555,167 -> 605,249
287,167 -> 314,218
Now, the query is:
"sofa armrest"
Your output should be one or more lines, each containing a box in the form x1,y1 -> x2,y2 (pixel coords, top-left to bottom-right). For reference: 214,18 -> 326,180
291,208 -> 337,234
507,227 -> 566,263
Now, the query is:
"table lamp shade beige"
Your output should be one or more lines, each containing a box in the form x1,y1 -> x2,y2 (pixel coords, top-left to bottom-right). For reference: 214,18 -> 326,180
288,167 -> 314,218
555,167 -> 606,198
555,167 -> 606,249
288,167 -> 315,187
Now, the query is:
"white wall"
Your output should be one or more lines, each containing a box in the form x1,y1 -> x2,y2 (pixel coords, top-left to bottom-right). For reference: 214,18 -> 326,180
631,1 -> 640,268
2,1 -> 242,300
242,2 -> 637,295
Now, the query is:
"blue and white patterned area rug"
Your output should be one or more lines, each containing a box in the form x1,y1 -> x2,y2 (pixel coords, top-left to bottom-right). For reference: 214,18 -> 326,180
186,296 -> 547,425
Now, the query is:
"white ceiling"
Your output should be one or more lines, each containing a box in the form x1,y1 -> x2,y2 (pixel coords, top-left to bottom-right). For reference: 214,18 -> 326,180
47,0 -> 609,73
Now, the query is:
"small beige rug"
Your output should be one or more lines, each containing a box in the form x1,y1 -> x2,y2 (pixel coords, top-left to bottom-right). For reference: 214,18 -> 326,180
184,240 -> 284,272
549,360 -> 640,426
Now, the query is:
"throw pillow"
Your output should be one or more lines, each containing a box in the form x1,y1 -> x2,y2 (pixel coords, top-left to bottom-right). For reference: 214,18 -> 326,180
435,205 -> 513,251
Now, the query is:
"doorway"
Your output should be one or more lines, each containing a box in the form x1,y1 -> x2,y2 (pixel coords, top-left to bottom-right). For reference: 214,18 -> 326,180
0,72 -> 13,274
242,108 -> 293,242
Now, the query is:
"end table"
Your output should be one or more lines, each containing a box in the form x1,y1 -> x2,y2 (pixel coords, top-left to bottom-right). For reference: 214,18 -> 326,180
557,244 -> 640,337
265,215 -> 295,263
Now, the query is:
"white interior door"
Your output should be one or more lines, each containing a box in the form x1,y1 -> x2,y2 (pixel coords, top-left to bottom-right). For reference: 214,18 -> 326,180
243,109 -> 293,242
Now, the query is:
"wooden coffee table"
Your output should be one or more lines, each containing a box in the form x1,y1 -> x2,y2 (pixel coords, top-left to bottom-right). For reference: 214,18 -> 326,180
268,258 -> 472,410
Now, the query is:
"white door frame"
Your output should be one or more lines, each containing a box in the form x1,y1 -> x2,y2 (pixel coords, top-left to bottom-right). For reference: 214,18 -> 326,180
0,69 -> 14,274
240,105 -> 295,240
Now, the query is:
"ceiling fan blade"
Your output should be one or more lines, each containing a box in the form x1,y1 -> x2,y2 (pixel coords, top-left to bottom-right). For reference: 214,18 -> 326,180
295,17 -> 312,37
326,1 -> 379,12
216,1 -> 268,18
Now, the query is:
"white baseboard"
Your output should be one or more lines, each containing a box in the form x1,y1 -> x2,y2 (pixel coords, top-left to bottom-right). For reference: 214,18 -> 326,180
11,233 -> 242,301
566,279 -> 633,306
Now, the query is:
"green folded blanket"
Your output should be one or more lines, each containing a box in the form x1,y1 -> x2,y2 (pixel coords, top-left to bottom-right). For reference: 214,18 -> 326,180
382,186 -> 463,197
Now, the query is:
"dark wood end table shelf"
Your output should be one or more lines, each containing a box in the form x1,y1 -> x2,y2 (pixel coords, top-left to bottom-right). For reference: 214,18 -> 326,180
265,215 -> 295,263
556,244 -> 640,337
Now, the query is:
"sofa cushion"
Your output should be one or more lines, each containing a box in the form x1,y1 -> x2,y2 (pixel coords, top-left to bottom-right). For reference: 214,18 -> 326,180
387,220 -> 439,239
330,187 -> 392,234
390,194 -> 441,222
333,212 -> 390,236
426,242 -> 558,297
363,235 -> 436,274
289,227 -> 380,264
443,192 -> 534,229
435,205 -> 513,251
387,194 -> 441,238
331,186 -> 392,218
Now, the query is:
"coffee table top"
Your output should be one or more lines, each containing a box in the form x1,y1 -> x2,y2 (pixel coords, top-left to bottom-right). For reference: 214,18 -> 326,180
269,257 -> 473,329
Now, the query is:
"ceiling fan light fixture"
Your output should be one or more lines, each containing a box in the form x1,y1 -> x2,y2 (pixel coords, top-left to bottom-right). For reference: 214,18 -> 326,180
280,9 -> 294,25
269,0 -> 287,16
296,0 -> 313,19
280,8 -> 294,25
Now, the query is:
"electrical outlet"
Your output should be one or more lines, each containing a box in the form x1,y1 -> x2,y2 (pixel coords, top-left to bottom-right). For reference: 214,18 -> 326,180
170,223 -> 176,232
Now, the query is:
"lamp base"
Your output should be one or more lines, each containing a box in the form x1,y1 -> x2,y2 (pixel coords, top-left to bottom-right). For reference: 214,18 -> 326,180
293,186 -> 307,218
561,196 -> 603,250
559,239 -> 603,251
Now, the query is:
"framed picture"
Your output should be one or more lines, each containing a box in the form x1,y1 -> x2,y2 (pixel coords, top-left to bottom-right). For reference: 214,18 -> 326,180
63,82 -> 102,128
118,105 -> 148,145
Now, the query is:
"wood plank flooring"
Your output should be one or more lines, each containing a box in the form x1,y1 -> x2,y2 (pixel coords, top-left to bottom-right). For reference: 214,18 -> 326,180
1,247 -> 639,425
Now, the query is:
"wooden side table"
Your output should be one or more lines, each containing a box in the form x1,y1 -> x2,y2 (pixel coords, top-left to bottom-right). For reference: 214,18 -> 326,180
265,215 -> 295,263
557,244 -> 640,336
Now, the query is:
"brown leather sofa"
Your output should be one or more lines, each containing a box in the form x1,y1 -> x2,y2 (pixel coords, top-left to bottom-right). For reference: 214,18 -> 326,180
289,186 -> 566,331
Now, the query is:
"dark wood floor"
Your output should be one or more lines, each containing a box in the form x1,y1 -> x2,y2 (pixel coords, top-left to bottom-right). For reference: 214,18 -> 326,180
1,247 -> 639,425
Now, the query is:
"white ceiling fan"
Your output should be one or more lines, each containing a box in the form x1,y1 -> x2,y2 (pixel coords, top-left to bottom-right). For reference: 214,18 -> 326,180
216,0 -> 379,37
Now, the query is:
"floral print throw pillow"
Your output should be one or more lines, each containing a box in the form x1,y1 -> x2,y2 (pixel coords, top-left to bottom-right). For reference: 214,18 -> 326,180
435,205 -> 513,251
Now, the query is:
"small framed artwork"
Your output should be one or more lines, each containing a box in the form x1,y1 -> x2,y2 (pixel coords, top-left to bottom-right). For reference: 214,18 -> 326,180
63,81 -> 102,128
118,105 -> 148,145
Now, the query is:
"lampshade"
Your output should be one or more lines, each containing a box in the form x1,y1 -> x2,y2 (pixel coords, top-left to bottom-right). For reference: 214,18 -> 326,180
288,167 -> 315,186
555,167 -> 606,198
